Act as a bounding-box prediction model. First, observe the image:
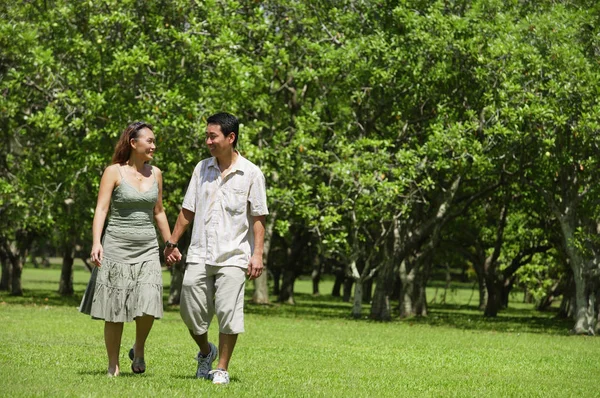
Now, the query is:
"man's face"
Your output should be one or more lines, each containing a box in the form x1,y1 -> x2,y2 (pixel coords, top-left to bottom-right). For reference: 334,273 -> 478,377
205,123 -> 235,157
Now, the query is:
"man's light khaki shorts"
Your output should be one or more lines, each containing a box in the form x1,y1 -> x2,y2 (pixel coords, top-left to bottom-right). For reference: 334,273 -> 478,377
180,261 -> 246,335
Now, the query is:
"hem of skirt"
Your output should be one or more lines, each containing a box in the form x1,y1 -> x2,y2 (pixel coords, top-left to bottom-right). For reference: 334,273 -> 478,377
88,312 -> 164,322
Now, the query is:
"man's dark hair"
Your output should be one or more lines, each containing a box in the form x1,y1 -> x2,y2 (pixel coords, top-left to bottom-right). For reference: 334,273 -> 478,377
207,112 -> 239,148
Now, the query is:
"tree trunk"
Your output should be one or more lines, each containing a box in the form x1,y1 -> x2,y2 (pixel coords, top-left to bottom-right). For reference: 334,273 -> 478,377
331,266 -> 344,297
558,274 -> 576,318
342,278 -> 353,303
501,245 -> 553,309
371,218 -> 401,320
58,246 -> 74,296
471,260 -> 487,310
399,251 -> 432,318
3,239 -> 27,296
272,266 -> 281,296
556,213 -> 595,334
311,254 -> 322,296
483,272 -> 501,317
279,268 -> 296,304
398,258 -> 415,317
372,176 -> 462,320
351,278 -> 363,318
362,278 -> 372,303
252,272 -> 270,304
10,253 -> 23,296
279,229 -> 308,304
278,245 -> 296,304
536,280 -> 561,311
571,262 -> 594,334
370,258 -> 395,320
500,277 -> 514,309
80,256 -> 94,272
413,256 -> 430,316
0,246 -> 10,291
399,212 -> 444,318
483,197 -> 509,317
595,288 -> 600,335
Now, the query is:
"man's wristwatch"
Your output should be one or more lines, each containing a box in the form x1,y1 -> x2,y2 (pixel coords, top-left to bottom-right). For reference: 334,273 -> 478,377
165,240 -> 178,248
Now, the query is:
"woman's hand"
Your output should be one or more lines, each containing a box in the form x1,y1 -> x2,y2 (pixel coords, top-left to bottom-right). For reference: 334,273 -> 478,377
91,243 -> 103,267
164,247 -> 182,267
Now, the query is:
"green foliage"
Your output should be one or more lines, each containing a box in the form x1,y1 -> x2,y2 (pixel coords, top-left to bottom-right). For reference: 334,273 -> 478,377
2,1 -> 600,322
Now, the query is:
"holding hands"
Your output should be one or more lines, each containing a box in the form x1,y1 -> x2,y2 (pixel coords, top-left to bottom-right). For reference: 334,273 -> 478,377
164,245 -> 182,266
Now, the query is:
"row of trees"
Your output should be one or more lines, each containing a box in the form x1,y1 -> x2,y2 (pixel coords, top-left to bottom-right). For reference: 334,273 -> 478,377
2,0 -> 600,333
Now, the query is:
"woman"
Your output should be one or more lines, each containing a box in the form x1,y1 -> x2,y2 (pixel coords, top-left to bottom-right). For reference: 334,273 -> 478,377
80,121 -> 172,377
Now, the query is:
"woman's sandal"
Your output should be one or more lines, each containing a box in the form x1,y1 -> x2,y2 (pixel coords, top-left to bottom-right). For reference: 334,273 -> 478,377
129,347 -> 146,374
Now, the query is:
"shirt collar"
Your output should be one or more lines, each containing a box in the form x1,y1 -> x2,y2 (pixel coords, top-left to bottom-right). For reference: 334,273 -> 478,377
208,151 -> 246,174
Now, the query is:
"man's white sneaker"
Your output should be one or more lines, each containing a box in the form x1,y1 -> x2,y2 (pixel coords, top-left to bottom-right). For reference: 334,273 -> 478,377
195,342 -> 218,379
210,368 -> 230,385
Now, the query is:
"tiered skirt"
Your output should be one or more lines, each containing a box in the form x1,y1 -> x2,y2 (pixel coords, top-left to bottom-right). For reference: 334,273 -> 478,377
79,256 -> 163,322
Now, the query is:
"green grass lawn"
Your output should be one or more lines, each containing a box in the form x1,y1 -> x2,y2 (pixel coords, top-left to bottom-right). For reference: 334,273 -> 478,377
1,266 -> 599,397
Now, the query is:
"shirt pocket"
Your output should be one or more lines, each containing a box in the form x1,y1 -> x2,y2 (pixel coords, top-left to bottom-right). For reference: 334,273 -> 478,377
222,187 -> 248,215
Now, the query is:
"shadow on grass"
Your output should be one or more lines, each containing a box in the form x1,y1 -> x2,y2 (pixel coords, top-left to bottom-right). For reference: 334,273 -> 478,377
0,289 -> 85,307
414,304 -> 573,335
2,288 -> 572,336
170,374 -> 241,383
0,287 -> 174,308
77,370 -> 157,378
241,292 -> 573,335
26,279 -> 89,288
77,370 -> 111,377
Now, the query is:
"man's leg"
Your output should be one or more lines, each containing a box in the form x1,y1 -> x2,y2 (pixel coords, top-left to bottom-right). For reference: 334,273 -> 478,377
188,329 -> 211,355
217,333 -> 238,370
180,262 -> 214,340
181,262 -> 217,378
213,266 -> 246,371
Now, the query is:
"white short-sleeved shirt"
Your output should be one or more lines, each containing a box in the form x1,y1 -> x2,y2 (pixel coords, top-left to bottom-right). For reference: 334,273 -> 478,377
182,153 -> 269,268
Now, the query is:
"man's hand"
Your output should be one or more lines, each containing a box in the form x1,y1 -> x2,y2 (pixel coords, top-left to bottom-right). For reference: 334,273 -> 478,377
247,253 -> 264,280
164,247 -> 182,267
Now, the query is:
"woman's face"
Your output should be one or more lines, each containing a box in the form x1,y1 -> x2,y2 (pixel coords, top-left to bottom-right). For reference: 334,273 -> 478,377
131,127 -> 156,161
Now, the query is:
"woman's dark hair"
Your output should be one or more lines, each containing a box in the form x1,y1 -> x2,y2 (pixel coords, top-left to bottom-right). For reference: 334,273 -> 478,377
111,121 -> 153,164
207,112 -> 239,148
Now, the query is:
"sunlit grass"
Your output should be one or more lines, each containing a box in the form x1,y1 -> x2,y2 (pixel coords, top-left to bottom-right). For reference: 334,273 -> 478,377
0,266 -> 597,397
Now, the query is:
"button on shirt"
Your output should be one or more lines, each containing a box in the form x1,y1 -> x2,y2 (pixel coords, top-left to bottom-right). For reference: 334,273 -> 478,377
182,154 -> 269,268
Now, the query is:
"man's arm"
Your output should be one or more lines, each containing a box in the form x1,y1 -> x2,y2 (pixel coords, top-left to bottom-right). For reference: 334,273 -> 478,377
164,208 -> 195,265
247,215 -> 266,280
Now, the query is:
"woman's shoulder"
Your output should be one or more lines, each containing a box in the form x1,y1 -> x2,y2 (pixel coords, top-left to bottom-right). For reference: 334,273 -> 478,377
100,164 -> 122,187
150,164 -> 162,175
104,163 -> 121,176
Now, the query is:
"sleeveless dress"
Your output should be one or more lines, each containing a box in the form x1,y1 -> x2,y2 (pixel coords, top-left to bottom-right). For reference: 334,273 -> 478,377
79,166 -> 164,322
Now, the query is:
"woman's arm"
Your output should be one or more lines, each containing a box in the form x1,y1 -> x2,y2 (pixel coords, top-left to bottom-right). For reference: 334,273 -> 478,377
91,165 -> 119,267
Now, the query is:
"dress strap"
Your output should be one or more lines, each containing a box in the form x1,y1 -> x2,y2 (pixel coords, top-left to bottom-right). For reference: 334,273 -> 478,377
117,165 -> 124,179
151,165 -> 157,183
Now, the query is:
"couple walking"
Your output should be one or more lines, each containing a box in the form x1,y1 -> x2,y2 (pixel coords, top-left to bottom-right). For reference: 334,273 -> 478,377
79,112 -> 268,384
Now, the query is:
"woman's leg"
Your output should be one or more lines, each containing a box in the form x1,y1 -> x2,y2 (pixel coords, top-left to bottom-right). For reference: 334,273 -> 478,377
132,315 -> 154,371
104,321 -> 124,376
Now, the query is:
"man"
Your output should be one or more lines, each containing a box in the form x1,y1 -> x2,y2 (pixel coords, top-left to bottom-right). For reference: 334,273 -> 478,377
164,112 -> 268,385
